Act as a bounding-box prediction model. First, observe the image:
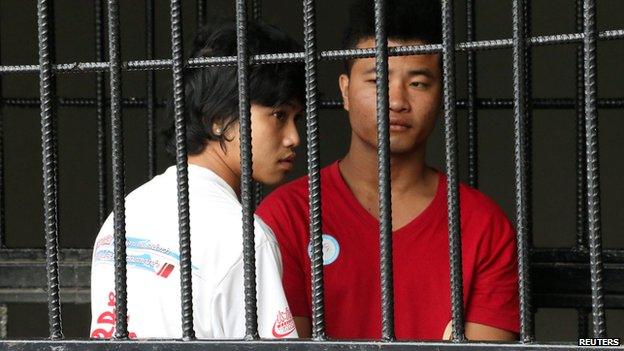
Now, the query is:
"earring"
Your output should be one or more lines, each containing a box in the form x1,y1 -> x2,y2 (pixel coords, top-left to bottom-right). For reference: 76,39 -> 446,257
215,128 -> 222,135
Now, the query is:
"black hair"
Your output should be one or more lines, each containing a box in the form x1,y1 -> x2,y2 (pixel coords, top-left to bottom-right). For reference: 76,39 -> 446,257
164,19 -> 305,156
342,0 -> 442,73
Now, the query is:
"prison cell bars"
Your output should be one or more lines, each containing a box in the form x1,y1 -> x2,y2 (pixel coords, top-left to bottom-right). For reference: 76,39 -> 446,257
146,0 -> 157,179
4,97 -> 624,110
36,0 -> 63,339
0,5 -> 6,342
303,0 -> 327,341
106,0 -> 130,339
0,0 -> 619,346
170,0 -> 196,340
95,0 -> 108,226
440,0 -> 467,343
234,0 -> 260,339
582,0 -> 606,339
466,0 -> 478,189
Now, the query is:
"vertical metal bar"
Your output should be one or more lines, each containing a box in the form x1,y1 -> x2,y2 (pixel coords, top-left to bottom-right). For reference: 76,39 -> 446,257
522,0 -> 536,338
582,0 -> 606,338
37,0 -> 63,339
253,182 -> 263,207
107,0 -> 129,339
441,0 -> 466,342
251,0 -> 262,21
466,0 -> 478,189
0,304 -> 6,338
197,0 -> 207,28
575,0 -> 588,250
146,0 -> 156,179
303,0 -> 325,340
170,0 -> 195,339
372,0 -> 394,341
512,0 -> 534,342
235,0 -> 259,340
0,11 -> 5,247
95,0 -> 108,226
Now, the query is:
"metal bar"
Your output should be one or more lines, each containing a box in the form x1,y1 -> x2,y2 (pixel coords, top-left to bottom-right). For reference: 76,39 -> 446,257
441,0 -> 466,342
303,0 -> 325,341
169,0 -> 195,339
373,0 -> 394,342
582,0 -> 606,339
95,0 -> 108,226
251,0 -> 262,21
575,0 -> 588,251
107,0 -> 129,339
512,0 -> 534,342
3,97 -> 624,110
197,0 -> 207,28
466,0 -> 478,189
0,11 -> 5,248
2,29 -> 624,74
37,0 -> 63,339
235,0 -> 259,340
146,0 -> 157,179
0,340 -> 613,350
523,0 -> 536,338
0,304 -> 6,339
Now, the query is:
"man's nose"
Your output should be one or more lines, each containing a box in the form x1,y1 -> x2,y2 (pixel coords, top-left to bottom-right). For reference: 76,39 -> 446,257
388,83 -> 410,112
283,119 -> 300,148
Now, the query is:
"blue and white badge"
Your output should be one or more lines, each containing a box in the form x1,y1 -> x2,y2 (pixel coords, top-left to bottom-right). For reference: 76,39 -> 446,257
308,234 -> 340,266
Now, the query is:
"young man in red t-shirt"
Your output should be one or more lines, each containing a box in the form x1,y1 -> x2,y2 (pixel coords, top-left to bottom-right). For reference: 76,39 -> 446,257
257,0 -> 519,340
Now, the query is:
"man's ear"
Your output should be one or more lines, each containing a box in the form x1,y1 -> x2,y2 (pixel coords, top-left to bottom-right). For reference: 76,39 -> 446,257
338,73 -> 350,112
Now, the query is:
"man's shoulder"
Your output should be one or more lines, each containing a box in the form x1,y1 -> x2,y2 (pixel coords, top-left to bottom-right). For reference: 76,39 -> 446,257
260,163 -> 337,208
457,181 -> 511,225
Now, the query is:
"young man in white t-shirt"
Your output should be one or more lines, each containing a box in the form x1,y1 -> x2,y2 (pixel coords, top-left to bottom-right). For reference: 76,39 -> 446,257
90,20 -> 304,339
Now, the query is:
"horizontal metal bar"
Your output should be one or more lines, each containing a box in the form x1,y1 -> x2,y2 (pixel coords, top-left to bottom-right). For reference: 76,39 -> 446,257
0,340 -> 605,350
1,29 -> 622,74
4,97 -> 624,110
1,248 -> 623,307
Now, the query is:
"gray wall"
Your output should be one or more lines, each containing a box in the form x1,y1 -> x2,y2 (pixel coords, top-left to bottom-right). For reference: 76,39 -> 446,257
0,0 -> 623,340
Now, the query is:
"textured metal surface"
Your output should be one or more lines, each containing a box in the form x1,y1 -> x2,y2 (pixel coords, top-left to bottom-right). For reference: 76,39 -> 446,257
0,304 -> 6,339
441,0 -> 466,342
373,0 -> 394,342
582,0 -> 606,339
1,29 -> 623,74
3,96 -> 624,110
169,0 -> 195,340
466,0 -> 478,189
107,0 -> 129,339
197,0 -> 207,28
251,0 -> 262,21
0,340 -> 610,350
95,0 -> 108,226
575,0 -> 588,251
37,0 -> 63,340
235,0 -> 259,340
511,0 -> 533,342
303,0 -> 326,341
146,0 -> 157,179
0,12 -> 5,248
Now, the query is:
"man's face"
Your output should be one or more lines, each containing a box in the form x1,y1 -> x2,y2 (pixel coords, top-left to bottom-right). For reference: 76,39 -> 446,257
224,102 -> 303,185
339,38 -> 442,155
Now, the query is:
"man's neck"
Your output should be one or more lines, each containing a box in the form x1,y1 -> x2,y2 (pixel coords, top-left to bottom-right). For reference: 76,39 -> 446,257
187,145 -> 241,196
339,139 -> 430,195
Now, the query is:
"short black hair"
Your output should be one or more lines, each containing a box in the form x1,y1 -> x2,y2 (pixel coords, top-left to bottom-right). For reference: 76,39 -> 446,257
165,19 -> 304,156
342,0 -> 442,73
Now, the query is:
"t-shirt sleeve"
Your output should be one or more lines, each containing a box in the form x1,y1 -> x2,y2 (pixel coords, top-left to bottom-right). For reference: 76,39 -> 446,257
256,194 -> 311,319
465,205 -> 520,334
210,238 -> 298,339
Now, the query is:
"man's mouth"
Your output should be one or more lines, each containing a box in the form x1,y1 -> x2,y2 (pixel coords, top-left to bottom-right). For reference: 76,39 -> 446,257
389,117 -> 411,131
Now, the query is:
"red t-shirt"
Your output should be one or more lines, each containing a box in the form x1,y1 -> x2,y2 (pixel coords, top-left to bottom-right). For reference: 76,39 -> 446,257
257,161 -> 519,340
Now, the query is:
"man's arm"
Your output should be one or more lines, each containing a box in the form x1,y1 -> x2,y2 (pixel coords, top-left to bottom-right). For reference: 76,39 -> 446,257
294,317 -> 312,338
442,321 -> 517,341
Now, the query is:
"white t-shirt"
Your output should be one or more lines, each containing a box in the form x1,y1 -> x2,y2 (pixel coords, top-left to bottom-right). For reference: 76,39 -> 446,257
90,165 -> 297,339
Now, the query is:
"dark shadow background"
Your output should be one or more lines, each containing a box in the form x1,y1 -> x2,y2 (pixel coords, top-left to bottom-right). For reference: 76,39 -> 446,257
1,0 -> 623,341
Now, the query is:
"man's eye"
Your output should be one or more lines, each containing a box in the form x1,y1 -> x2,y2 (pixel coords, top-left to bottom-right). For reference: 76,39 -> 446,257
365,78 -> 377,83
410,81 -> 428,89
272,111 -> 286,120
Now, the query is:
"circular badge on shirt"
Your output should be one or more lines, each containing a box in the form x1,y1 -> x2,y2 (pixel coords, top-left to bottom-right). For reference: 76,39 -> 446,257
308,234 -> 340,266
